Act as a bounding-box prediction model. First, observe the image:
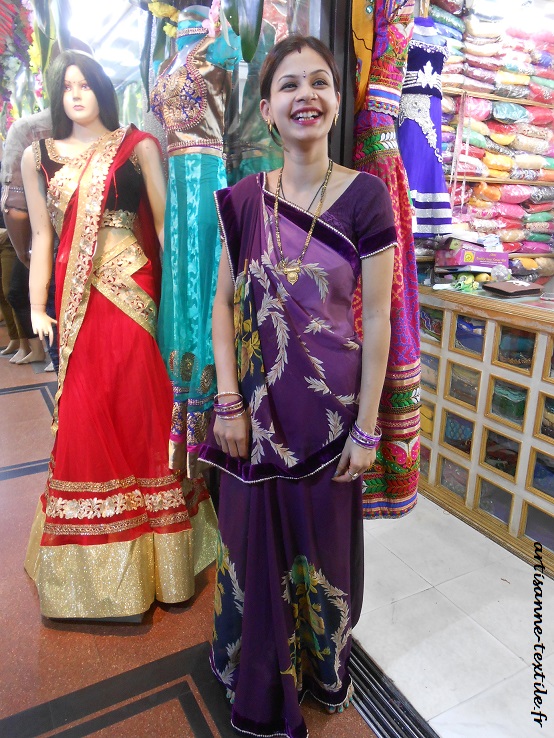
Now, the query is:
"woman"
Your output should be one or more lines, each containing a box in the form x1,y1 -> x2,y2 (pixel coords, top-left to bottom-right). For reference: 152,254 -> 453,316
199,35 -> 396,737
21,51 -> 217,620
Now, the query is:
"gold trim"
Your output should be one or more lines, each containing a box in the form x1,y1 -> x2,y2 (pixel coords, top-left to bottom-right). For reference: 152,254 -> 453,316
92,233 -> 157,337
43,513 -> 149,536
46,487 -> 185,520
49,472 -> 181,493
101,209 -> 136,230
150,511 -> 190,528
54,128 -> 128,432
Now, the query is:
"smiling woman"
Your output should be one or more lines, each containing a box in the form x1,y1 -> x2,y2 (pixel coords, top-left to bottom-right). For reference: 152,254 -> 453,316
198,33 -> 397,738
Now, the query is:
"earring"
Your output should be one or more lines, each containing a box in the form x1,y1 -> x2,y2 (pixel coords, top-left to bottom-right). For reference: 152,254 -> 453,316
334,111 -> 339,126
267,119 -> 273,135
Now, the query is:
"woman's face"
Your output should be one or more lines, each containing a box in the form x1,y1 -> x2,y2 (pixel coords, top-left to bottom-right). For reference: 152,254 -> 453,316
62,65 -> 100,128
260,46 -> 340,147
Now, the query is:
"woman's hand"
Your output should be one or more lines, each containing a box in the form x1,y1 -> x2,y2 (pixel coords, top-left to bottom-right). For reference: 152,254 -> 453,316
214,413 -> 251,459
333,435 -> 376,483
31,308 -> 57,343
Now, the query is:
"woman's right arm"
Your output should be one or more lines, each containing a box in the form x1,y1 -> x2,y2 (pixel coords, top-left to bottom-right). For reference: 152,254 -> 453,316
21,145 -> 57,342
211,253 -> 250,459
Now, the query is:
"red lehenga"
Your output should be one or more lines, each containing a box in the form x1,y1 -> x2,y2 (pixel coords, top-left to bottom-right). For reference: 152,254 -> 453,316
24,126 -> 217,618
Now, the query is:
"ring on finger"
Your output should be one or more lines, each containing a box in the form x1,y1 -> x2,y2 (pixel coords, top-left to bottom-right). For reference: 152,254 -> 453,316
347,470 -> 359,480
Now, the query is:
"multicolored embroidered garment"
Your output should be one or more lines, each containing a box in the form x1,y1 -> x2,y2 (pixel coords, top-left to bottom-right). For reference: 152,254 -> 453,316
353,0 -> 421,519
199,172 -> 396,737
24,126 -> 217,618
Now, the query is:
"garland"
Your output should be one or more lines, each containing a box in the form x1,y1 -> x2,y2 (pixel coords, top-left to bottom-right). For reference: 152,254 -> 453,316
0,0 -> 33,128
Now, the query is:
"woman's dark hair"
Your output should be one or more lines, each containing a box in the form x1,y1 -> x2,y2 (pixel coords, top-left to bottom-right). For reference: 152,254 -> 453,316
46,51 -> 119,139
259,34 -> 341,102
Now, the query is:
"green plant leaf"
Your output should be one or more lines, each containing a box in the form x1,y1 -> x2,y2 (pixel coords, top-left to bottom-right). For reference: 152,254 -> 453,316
31,0 -> 50,34
51,0 -> 71,52
238,0 -> 263,63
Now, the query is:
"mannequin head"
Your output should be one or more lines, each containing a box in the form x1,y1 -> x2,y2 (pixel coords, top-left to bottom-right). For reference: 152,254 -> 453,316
47,51 -> 119,139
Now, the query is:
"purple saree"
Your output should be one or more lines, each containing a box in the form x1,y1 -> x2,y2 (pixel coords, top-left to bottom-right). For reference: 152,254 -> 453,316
199,173 -> 396,737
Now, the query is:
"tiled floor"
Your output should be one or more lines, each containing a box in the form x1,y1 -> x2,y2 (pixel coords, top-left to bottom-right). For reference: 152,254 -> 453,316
355,496 -> 554,738
0,321 -> 373,738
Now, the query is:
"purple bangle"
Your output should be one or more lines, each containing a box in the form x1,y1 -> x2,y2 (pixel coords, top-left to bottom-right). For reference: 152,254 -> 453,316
350,422 -> 382,449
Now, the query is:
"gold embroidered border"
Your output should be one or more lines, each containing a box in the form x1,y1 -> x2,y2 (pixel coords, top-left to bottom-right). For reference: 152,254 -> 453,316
45,488 -> 185,521
150,511 -> 190,528
43,513 -> 149,537
49,472 -> 181,493
54,128 -> 128,432
92,233 -> 157,337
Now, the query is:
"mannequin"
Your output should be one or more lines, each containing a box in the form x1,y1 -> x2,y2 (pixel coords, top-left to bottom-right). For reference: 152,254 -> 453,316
151,5 -> 239,474
21,51 -> 216,619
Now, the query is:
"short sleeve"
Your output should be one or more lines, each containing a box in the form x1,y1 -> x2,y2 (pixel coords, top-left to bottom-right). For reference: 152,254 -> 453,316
355,174 -> 397,259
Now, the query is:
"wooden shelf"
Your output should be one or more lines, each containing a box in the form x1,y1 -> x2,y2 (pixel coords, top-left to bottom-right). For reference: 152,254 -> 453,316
443,86 -> 554,110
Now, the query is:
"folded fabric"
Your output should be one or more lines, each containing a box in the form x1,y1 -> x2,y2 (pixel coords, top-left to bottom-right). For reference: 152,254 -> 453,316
467,144 -> 486,159
463,128 -> 489,148
442,95 -> 457,114
483,152 -> 514,171
525,233 -> 553,242
464,65 -> 497,84
529,81 -> 554,103
492,101 -> 530,123
526,107 -> 554,125
526,221 -> 554,233
512,134 -> 549,154
499,184 -> 534,202
464,41 -> 502,57
520,240 -> 554,250
473,181 -> 502,201
496,70 -> 531,86
488,130 -> 516,145
531,65 -> 554,81
524,200 -> 554,212
436,21 -> 464,41
494,83 -> 530,99
523,211 -> 554,222
496,201 -> 526,218
464,53 -> 503,71
465,14 -> 503,39
516,123 -> 553,141
510,168 -> 541,181
445,62 -> 465,75
442,73 -> 467,87
462,96 -> 493,121
484,138 -> 516,156
543,157 -> 554,169
498,229 -> 526,241
514,153 -> 548,169
531,75 -> 554,89
502,59 -> 535,76
453,116 -> 490,136
433,0 -> 464,15
430,4 -> 466,33
530,185 -> 554,203
464,78 -> 496,94
539,169 -> 554,182
502,242 -> 524,252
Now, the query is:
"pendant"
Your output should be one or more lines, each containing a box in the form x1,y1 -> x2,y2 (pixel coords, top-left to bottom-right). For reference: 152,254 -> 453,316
278,259 -> 301,285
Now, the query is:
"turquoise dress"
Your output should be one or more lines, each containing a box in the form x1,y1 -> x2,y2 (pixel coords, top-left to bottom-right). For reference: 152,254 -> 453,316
151,8 -> 239,472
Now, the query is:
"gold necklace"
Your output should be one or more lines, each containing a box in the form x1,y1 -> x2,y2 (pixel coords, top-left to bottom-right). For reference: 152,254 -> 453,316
273,158 -> 333,285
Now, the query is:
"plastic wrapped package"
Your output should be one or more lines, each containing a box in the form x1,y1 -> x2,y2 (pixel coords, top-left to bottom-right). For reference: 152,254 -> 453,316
442,130 -> 456,144
543,157 -> 554,169
513,153 -> 548,169
498,229 -> 526,241
531,65 -> 554,81
465,78 -> 496,94
530,185 -> 554,203
530,81 -> 554,103
516,123 -> 553,141
442,150 -> 454,165
525,232 -> 553,242
484,138 -> 517,156
531,76 -> 554,90
488,169 -> 511,179
524,200 -> 554,212
430,4 -> 466,32
467,145 -> 486,159
502,59 -> 535,76
463,128 -> 489,148
464,65 -> 497,85
501,242 -> 524,252
436,21 -> 464,42
535,256 -> 554,274
450,182 -> 473,205
465,14 -> 503,39
523,211 -> 554,222
526,221 -> 554,233
520,240 -> 554,251
464,41 -> 503,57
488,129 -> 517,145
445,62 -> 465,75
442,113 -> 455,126
496,201 -> 526,218
465,34 -> 500,47
460,96 -> 493,121
510,168 -> 541,181
512,134 -> 550,154
442,73 -> 467,87
499,184 -> 534,202
456,154 -> 491,176
473,181 -> 502,201
539,169 -> 554,182
526,107 -> 554,125
453,116 -> 490,135
442,95 -> 457,114
492,101 -> 530,124
488,120 -> 518,135
494,83 -> 531,99
472,218 -> 501,232
482,152 -> 514,171
464,53 -> 503,71
468,196 -> 496,208
467,204 -> 498,218
497,70 -> 531,86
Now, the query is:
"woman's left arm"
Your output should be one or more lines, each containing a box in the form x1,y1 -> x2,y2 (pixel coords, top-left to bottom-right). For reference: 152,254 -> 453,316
134,137 -> 166,250
333,246 -> 395,482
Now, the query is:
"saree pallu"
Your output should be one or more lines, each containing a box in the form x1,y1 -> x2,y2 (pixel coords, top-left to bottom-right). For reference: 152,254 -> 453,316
353,0 -> 421,519
199,175 -> 370,737
158,153 -> 225,474
25,127 -> 217,618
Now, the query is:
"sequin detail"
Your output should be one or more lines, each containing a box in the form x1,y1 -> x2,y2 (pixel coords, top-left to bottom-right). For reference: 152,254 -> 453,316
43,514 -> 149,537
101,209 -> 136,230
49,472 -> 181,493
46,488 -> 185,520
